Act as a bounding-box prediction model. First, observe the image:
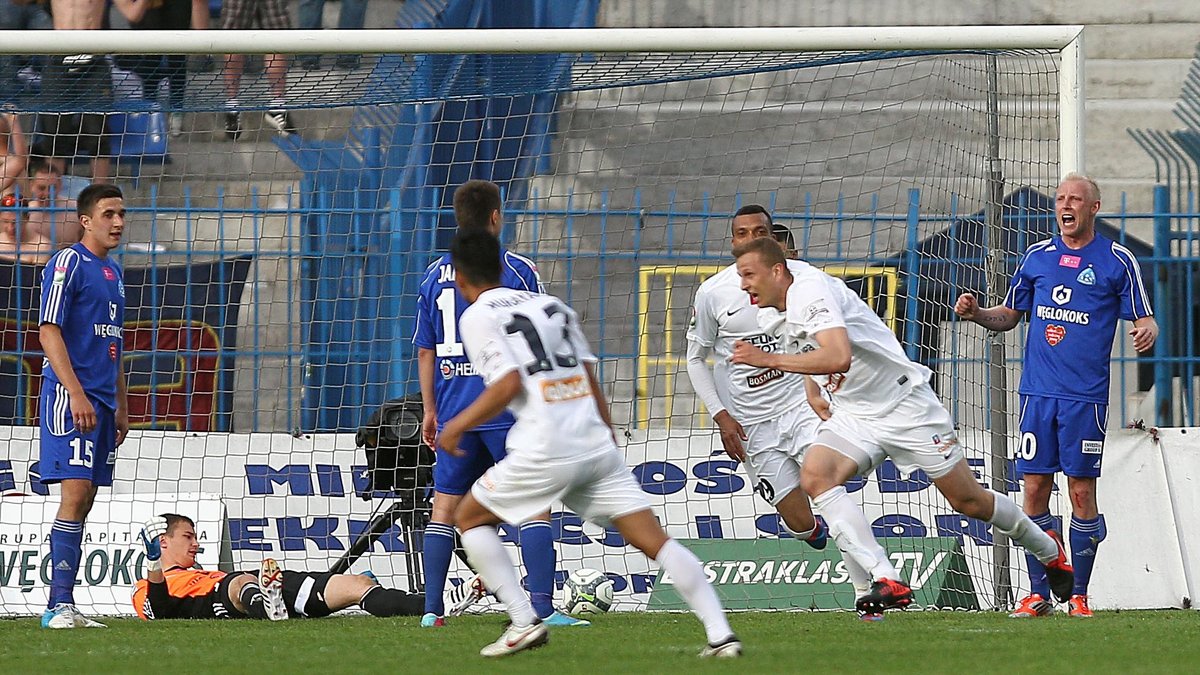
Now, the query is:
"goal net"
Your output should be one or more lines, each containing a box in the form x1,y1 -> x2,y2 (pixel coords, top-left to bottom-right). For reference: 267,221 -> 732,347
0,26 -> 1083,616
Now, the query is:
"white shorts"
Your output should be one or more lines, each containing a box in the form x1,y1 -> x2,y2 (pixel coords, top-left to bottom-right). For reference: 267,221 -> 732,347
743,404 -> 820,506
472,448 -> 652,526
815,384 -> 963,479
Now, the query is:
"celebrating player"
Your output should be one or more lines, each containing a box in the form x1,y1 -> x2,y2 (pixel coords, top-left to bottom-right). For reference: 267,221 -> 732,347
38,184 -> 128,629
731,237 -> 1075,615
437,228 -> 740,658
132,514 -> 423,620
412,180 -> 579,627
685,205 -> 828,546
954,173 -> 1157,618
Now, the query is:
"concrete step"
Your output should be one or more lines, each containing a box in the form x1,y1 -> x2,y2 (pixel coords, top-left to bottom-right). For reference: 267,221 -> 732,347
1088,59 -> 1191,99
1084,24 -> 1200,60
600,0 -> 1200,29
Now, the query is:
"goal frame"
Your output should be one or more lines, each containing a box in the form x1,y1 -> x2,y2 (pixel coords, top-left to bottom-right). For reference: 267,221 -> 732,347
0,25 -> 1084,172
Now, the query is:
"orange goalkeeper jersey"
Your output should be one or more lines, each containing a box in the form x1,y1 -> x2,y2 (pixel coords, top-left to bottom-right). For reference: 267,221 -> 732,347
132,566 -> 228,620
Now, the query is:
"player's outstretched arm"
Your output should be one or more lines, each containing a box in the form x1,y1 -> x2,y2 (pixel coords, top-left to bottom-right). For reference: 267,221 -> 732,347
437,371 -> 522,457
39,323 -> 96,433
1130,316 -> 1159,353
953,292 -> 1022,332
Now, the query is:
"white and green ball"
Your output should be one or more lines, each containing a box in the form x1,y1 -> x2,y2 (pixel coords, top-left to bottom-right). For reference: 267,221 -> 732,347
559,568 -> 615,614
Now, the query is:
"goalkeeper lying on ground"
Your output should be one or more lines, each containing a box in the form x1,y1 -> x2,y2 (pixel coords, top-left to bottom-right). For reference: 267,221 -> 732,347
132,514 -> 424,620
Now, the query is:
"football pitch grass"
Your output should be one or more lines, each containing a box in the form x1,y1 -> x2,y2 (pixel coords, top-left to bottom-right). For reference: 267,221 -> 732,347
3,610 -> 1198,673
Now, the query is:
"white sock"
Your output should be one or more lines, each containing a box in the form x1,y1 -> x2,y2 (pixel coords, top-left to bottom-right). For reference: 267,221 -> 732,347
812,486 -> 899,581
986,489 -> 1058,562
656,539 -> 733,644
460,526 -> 537,627
782,521 -> 817,541
837,540 -> 873,597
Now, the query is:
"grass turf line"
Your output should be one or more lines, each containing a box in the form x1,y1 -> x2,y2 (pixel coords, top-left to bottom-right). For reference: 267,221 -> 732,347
2,610 -> 1198,674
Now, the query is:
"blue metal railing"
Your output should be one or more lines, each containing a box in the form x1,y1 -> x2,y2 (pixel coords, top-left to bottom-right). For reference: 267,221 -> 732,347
2,185 -> 1196,433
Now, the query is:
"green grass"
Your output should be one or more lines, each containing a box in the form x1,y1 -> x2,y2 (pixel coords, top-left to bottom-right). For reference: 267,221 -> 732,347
2,610 -> 1199,674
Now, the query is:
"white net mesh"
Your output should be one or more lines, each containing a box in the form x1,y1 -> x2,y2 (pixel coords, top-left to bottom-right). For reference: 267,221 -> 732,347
1,38 -> 1070,615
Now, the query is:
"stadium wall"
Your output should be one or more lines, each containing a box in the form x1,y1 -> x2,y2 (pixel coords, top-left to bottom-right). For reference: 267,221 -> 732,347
1,426 -> 1197,616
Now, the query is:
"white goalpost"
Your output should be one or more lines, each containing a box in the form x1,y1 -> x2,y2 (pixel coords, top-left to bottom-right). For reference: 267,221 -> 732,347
0,26 -> 1084,616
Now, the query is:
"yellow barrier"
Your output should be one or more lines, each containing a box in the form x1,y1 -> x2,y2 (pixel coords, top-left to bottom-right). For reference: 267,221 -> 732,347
635,263 -> 899,429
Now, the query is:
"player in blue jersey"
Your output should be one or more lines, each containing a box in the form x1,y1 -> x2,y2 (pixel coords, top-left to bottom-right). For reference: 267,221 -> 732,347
955,173 -> 1158,618
38,183 -> 129,629
412,180 -> 583,628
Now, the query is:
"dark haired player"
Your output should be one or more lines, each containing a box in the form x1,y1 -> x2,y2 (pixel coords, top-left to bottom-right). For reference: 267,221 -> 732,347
133,514 -> 423,620
412,180 -> 581,627
39,184 -> 128,629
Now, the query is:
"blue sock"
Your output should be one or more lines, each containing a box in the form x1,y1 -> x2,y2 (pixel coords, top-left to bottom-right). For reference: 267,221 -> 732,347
421,522 -> 456,616
1024,512 -> 1054,599
518,521 -> 556,619
1070,514 -> 1106,596
48,519 -> 83,608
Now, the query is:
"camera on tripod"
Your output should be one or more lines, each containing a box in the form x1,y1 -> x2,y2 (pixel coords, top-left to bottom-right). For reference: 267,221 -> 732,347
355,394 -> 435,511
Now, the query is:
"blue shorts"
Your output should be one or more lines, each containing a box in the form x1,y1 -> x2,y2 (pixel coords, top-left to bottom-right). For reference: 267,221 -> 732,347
1016,394 -> 1107,478
38,384 -> 117,486
434,427 -> 509,495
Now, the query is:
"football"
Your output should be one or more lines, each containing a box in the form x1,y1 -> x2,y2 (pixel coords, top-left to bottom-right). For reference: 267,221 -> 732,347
559,567 -> 615,614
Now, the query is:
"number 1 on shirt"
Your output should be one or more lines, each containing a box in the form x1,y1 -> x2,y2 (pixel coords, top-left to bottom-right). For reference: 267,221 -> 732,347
435,287 -> 464,357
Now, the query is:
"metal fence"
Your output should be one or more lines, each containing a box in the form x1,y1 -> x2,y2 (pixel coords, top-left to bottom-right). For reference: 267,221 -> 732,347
1,185 -> 1195,434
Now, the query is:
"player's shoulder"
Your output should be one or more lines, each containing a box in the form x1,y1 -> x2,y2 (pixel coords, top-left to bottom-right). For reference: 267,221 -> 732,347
1104,237 -> 1142,267
1021,237 -> 1058,258
501,248 -> 538,272
696,263 -> 738,294
47,244 -> 82,269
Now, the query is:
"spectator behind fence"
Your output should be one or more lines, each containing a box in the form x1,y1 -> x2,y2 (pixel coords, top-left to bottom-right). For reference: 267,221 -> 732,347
1,109 -> 28,194
37,0 -> 112,183
0,193 -> 52,264
0,0 -> 54,97
296,0 -> 368,70
112,0 -> 193,137
21,156 -> 81,247
221,0 -> 295,141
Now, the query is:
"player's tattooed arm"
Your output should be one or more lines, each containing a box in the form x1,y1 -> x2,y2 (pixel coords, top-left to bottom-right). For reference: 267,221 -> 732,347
953,293 -> 1022,332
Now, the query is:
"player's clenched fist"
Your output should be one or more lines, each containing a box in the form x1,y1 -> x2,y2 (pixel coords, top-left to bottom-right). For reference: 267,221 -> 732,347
730,339 -> 771,367
953,293 -> 978,320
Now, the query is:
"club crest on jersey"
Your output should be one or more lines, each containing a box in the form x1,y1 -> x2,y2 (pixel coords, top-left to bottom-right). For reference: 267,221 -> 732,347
1077,266 -> 1096,286
52,265 -> 67,285
1059,254 -> 1081,268
109,342 -> 118,361
103,267 -> 116,281
1045,324 -> 1066,346
1051,285 -> 1072,305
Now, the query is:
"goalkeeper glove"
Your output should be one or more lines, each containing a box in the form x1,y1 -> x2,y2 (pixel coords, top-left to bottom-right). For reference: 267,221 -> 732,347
138,516 -> 168,573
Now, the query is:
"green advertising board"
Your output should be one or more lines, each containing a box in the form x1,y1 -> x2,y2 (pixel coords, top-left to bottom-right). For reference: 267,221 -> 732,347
648,537 -> 978,611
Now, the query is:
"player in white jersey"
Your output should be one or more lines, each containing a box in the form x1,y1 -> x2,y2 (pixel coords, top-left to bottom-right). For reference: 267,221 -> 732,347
437,228 -> 740,659
730,237 -> 1076,615
685,206 -> 829,545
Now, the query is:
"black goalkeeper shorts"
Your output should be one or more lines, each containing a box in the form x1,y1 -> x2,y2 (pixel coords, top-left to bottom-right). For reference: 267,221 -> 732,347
279,570 -> 338,618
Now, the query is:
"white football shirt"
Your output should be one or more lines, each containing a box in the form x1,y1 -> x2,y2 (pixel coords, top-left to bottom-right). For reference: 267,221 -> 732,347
686,262 -> 812,425
756,260 -> 931,417
459,287 -> 615,462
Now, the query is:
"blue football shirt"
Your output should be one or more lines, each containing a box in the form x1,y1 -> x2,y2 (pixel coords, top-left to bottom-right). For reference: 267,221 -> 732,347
39,243 -> 126,410
1003,234 -> 1152,403
413,248 -> 541,430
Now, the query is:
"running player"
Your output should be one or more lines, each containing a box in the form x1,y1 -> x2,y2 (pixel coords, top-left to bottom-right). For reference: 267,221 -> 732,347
732,237 -> 1075,615
438,228 -> 740,658
413,180 -> 576,627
